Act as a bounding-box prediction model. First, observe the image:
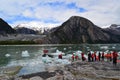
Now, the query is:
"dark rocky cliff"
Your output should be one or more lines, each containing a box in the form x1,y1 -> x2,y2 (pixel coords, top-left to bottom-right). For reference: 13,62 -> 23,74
15,27 -> 38,34
0,18 -> 15,34
44,16 -> 120,44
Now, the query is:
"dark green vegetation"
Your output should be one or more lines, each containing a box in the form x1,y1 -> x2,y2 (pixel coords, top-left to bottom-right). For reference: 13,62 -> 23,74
0,41 -> 36,45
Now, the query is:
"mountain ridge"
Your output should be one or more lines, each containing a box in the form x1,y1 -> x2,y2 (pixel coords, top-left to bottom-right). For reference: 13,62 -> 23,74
1,16 -> 120,44
42,16 -> 120,44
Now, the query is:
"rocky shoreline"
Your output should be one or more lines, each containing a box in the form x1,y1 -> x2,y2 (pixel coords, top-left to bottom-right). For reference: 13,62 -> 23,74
0,61 -> 120,80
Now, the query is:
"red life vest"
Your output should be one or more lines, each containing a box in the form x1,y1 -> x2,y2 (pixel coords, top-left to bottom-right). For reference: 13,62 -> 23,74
75,55 -> 78,60
43,50 -> 48,54
91,53 -> 94,58
72,55 -> 74,60
81,53 -> 84,57
113,51 -> 118,58
58,54 -> 62,59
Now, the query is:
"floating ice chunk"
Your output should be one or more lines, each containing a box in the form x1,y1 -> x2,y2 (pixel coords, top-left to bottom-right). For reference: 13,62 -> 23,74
100,46 -> 108,49
63,48 -> 67,50
68,47 -> 72,49
16,52 -> 19,53
42,56 -> 52,63
50,52 -> 65,57
56,50 -> 60,53
5,54 -> 11,57
65,54 -> 72,59
86,47 -> 89,49
49,50 -> 65,57
76,50 -> 82,54
112,46 -> 115,49
21,50 -> 30,57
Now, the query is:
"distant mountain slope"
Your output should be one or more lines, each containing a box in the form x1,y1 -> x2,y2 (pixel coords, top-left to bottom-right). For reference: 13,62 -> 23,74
43,16 -> 120,44
0,18 -> 15,34
104,24 -> 120,35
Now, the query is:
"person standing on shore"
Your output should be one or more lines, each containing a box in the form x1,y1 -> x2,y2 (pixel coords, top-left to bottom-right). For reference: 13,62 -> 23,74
109,53 -> 112,61
88,51 -> 91,62
72,54 -> 75,61
102,52 -> 104,61
81,52 -> 85,61
42,49 -> 48,57
58,54 -> 62,59
75,55 -> 79,61
112,51 -> 118,66
91,53 -> 94,62
98,52 -> 101,61
94,52 -> 97,61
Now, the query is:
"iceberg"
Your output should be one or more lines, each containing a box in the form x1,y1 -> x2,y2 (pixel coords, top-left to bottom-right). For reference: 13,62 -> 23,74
21,50 -> 30,57
5,54 -> 11,57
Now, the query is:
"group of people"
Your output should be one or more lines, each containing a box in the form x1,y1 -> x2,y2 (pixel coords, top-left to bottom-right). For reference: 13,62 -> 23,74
87,51 -> 105,62
70,51 -> 119,66
43,49 -> 119,66
84,51 -> 118,66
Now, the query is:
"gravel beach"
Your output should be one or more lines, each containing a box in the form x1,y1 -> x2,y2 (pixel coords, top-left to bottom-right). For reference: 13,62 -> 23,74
1,60 -> 120,80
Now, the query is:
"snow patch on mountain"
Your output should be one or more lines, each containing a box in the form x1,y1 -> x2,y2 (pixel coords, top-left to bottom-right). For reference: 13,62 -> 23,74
102,25 -> 111,28
102,24 -> 120,29
16,22 -> 59,33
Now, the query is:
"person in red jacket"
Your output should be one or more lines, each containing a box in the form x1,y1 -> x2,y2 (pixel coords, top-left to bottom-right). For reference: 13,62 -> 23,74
58,54 -> 62,59
75,55 -> 79,60
81,53 -> 85,61
42,49 -> 48,57
112,51 -> 118,66
72,54 -> 75,61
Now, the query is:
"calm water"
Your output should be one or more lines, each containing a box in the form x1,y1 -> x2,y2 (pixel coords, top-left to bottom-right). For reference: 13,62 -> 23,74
0,44 -> 120,75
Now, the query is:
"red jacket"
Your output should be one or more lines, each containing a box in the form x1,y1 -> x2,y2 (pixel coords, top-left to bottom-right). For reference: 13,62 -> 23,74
43,50 -> 48,54
72,55 -> 74,60
113,51 -> 118,58
81,53 -> 84,57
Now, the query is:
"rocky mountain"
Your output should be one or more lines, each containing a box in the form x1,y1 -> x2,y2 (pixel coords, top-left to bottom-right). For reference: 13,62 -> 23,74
1,16 -> 120,44
42,16 -> 120,44
104,24 -> 120,35
0,18 -> 15,34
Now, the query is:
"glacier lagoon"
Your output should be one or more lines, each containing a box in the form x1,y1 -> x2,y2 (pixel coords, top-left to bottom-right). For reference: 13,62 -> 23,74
0,44 -> 120,75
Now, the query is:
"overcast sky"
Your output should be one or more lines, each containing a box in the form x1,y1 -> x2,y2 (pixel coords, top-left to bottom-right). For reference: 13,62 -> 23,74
0,0 -> 120,28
